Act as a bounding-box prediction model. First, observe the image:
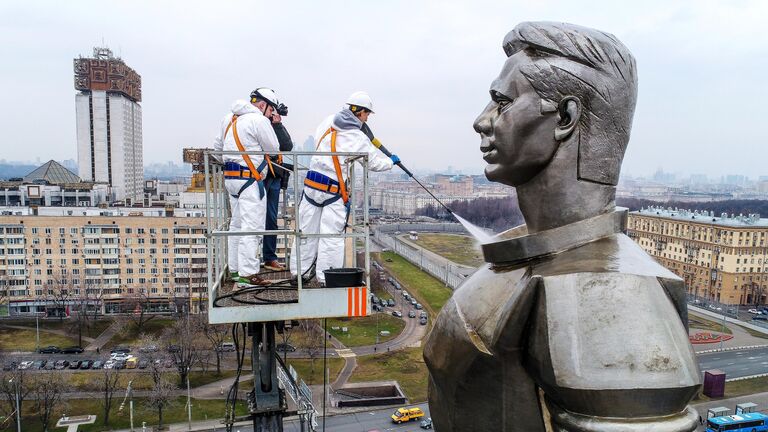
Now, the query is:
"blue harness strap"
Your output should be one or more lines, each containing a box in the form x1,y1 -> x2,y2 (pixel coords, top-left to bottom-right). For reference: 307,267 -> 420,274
225,160 -> 267,199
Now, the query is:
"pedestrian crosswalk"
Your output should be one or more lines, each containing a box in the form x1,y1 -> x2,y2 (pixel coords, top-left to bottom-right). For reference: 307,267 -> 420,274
336,348 -> 356,358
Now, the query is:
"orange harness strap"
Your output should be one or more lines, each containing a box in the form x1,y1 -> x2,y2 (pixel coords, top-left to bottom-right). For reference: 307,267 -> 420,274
313,128 -> 348,203
225,115 -> 275,180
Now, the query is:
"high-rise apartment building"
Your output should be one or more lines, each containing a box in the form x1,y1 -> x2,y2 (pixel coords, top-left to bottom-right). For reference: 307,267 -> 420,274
74,47 -> 143,203
627,207 -> 768,306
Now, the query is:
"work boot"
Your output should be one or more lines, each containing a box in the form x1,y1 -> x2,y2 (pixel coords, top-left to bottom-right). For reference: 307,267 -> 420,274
264,260 -> 286,271
228,271 -> 239,282
237,274 -> 272,287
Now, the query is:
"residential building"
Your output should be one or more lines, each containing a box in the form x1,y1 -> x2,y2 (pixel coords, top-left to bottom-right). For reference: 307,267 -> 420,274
74,47 -> 143,203
627,207 -> 768,306
0,207 -> 207,317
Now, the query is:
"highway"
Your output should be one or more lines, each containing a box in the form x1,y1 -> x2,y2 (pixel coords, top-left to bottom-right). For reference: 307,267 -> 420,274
244,403 -> 431,432
697,346 -> 768,378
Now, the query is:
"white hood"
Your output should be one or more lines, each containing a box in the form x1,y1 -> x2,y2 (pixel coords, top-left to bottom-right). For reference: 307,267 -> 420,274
230,99 -> 261,116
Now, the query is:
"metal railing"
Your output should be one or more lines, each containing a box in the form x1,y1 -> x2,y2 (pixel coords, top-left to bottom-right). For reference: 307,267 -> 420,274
204,149 -> 372,323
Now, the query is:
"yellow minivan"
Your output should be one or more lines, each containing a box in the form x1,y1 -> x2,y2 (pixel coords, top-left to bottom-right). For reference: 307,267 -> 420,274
125,357 -> 138,369
391,407 -> 424,424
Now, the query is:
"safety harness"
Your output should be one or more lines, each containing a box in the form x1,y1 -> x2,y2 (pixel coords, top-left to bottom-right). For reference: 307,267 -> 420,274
302,127 -> 349,207
222,114 -> 275,199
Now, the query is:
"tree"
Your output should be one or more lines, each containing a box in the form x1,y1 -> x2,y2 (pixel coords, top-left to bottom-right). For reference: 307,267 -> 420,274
137,335 -> 166,387
194,314 -> 229,375
67,283 -> 104,347
99,367 -> 122,426
30,373 -> 66,432
44,269 -> 73,321
122,288 -> 157,335
0,368 -> 31,432
162,318 -> 202,387
296,320 -> 324,378
146,378 -> 176,429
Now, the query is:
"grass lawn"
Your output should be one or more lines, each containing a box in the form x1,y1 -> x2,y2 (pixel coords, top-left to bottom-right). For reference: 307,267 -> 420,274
105,318 -> 175,348
287,357 -> 345,385
411,233 -> 484,267
379,251 -> 453,318
350,347 -> 428,402
4,319 -> 112,338
695,376 -> 768,402
326,315 -> 405,347
13,396 -> 248,432
689,314 -> 732,335
736,324 -> 768,339
0,327 -> 76,352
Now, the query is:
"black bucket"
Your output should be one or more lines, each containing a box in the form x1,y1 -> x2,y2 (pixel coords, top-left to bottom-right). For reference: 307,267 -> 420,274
324,267 -> 365,288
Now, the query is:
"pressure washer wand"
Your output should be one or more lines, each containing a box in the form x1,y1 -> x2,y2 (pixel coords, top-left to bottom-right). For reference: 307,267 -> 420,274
371,138 -> 454,215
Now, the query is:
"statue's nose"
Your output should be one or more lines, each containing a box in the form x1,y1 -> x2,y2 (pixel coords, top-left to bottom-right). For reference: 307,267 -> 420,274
474,102 -> 494,135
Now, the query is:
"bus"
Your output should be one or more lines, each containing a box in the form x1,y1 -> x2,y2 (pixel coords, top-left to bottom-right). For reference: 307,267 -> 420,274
707,412 -> 768,432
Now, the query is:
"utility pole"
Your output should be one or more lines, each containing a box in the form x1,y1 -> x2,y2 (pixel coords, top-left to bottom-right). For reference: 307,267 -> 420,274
9,378 -> 20,432
35,314 -> 40,352
187,366 -> 192,430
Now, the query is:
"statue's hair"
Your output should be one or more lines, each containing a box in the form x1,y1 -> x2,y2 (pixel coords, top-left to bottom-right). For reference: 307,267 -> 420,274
503,22 -> 638,185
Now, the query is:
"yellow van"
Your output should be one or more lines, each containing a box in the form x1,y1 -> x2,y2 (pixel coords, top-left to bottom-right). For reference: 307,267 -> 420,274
391,407 -> 424,424
125,357 -> 138,369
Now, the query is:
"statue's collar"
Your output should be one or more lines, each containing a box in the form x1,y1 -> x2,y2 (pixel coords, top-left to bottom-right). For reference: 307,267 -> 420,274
481,208 -> 628,266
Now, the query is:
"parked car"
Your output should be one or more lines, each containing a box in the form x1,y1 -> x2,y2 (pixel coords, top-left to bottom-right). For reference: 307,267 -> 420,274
420,418 -> 433,429
392,311 -> 402,318
2,362 -> 18,371
61,346 -> 84,354
753,315 -> 768,321
372,304 -> 382,312
415,303 -> 423,310
44,361 -> 55,370
167,345 -> 181,353
411,299 -> 418,306
103,360 -> 115,369
276,343 -> 296,352
420,317 -> 428,326
217,342 -> 236,352
138,360 -> 149,369
749,308 -> 760,314
420,311 -> 427,319
18,361 -> 34,370
79,360 -> 92,370
91,360 -> 103,369
32,360 -> 45,370
110,352 -> 131,361
138,345 -> 159,353
163,359 -> 174,368
111,346 -> 131,354
114,360 -> 126,370
408,310 -> 416,318
69,360 -> 81,369
387,299 -> 395,307
39,346 -> 61,354
54,360 -> 69,370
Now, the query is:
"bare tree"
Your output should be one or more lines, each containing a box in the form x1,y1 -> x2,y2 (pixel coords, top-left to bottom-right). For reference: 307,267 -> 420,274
44,270 -> 73,321
297,320 -> 324,378
67,284 -> 104,347
137,335 -> 166,387
99,367 -> 121,426
0,369 -> 31,432
194,314 -> 229,375
163,318 -> 202,387
146,378 -> 176,429
30,373 -> 66,432
123,288 -> 156,335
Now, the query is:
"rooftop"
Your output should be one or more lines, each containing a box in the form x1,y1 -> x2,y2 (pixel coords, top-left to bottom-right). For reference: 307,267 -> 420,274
632,206 -> 768,228
23,160 -> 81,184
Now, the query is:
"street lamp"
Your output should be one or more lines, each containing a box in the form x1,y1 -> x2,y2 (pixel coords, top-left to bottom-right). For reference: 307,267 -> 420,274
8,378 -> 20,432
186,366 -> 192,431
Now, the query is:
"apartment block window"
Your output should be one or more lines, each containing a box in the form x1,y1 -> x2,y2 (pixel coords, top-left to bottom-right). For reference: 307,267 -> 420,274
45,249 -> 52,255
70,228 -> 77,235
72,259 -> 79,265
59,248 -> 66,255
60,259 -> 66,265
46,259 -> 52,265
162,228 -> 169,234
59,228 -> 65,235
45,228 -> 51,234
31,228 -> 38,234
162,258 -> 169,264
150,228 -> 156,234
162,238 -> 169,244
125,228 -> 132,234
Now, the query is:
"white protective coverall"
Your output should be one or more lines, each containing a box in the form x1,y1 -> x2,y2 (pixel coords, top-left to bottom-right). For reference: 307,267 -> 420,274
290,109 -> 393,283
213,100 -> 280,277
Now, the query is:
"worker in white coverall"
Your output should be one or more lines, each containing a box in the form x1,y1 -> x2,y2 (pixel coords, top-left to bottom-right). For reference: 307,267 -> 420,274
290,92 -> 397,285
213,88 -> 281,287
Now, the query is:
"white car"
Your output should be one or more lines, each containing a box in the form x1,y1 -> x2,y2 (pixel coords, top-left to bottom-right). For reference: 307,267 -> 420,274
103,359 -> 115,369
749,308 -> 760,314
18,361 -> 34,370
110,352 -> 131,361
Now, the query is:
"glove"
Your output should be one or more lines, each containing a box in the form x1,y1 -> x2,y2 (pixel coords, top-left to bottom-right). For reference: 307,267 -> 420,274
390,154 -> 401,164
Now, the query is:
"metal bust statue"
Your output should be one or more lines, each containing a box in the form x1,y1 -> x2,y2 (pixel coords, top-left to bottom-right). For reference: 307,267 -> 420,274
424,22 -> 701,432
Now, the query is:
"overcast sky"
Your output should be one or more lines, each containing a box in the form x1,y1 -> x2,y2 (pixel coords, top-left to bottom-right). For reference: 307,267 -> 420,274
0,0 -> 765,178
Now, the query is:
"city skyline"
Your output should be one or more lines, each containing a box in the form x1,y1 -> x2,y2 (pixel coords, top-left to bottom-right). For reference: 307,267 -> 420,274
0,1 -> 766,177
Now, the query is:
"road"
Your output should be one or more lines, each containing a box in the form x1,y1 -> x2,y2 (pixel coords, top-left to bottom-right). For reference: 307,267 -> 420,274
698,346 -> 768,378
257,403 -> 430,432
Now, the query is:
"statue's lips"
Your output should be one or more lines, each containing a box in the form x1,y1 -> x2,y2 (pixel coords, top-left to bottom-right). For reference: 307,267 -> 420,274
482,147 -> 499,163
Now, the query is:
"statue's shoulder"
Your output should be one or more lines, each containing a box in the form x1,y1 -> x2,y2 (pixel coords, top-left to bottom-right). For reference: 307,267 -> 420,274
532,233 -> 680,281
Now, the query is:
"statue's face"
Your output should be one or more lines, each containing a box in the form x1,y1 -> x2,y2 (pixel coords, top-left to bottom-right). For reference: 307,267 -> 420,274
474,52 -> 560,187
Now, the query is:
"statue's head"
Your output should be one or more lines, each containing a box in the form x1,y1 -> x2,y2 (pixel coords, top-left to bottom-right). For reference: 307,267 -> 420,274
474,22 -> 637,187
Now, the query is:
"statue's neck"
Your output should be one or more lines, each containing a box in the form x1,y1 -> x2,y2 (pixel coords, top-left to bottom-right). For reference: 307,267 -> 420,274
516,138 -> 616,234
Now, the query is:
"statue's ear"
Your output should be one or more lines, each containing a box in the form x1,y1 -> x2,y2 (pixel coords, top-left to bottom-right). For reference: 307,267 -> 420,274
554,96 -> 582,141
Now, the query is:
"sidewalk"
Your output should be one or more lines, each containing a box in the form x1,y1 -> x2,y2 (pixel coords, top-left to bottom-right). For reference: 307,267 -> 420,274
84,320 -> 122,352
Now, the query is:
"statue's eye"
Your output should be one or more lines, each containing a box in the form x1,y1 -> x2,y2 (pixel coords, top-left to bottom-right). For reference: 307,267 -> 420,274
496,98 -> 513,114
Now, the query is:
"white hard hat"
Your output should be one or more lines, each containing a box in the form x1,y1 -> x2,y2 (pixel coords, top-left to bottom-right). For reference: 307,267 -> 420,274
346,91 -> 374,113
250,88 -> 279,108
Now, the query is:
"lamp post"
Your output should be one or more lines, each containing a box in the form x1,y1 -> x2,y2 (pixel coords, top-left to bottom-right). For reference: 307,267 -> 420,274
186,366 -> 192,431
9,378 -> 20,432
